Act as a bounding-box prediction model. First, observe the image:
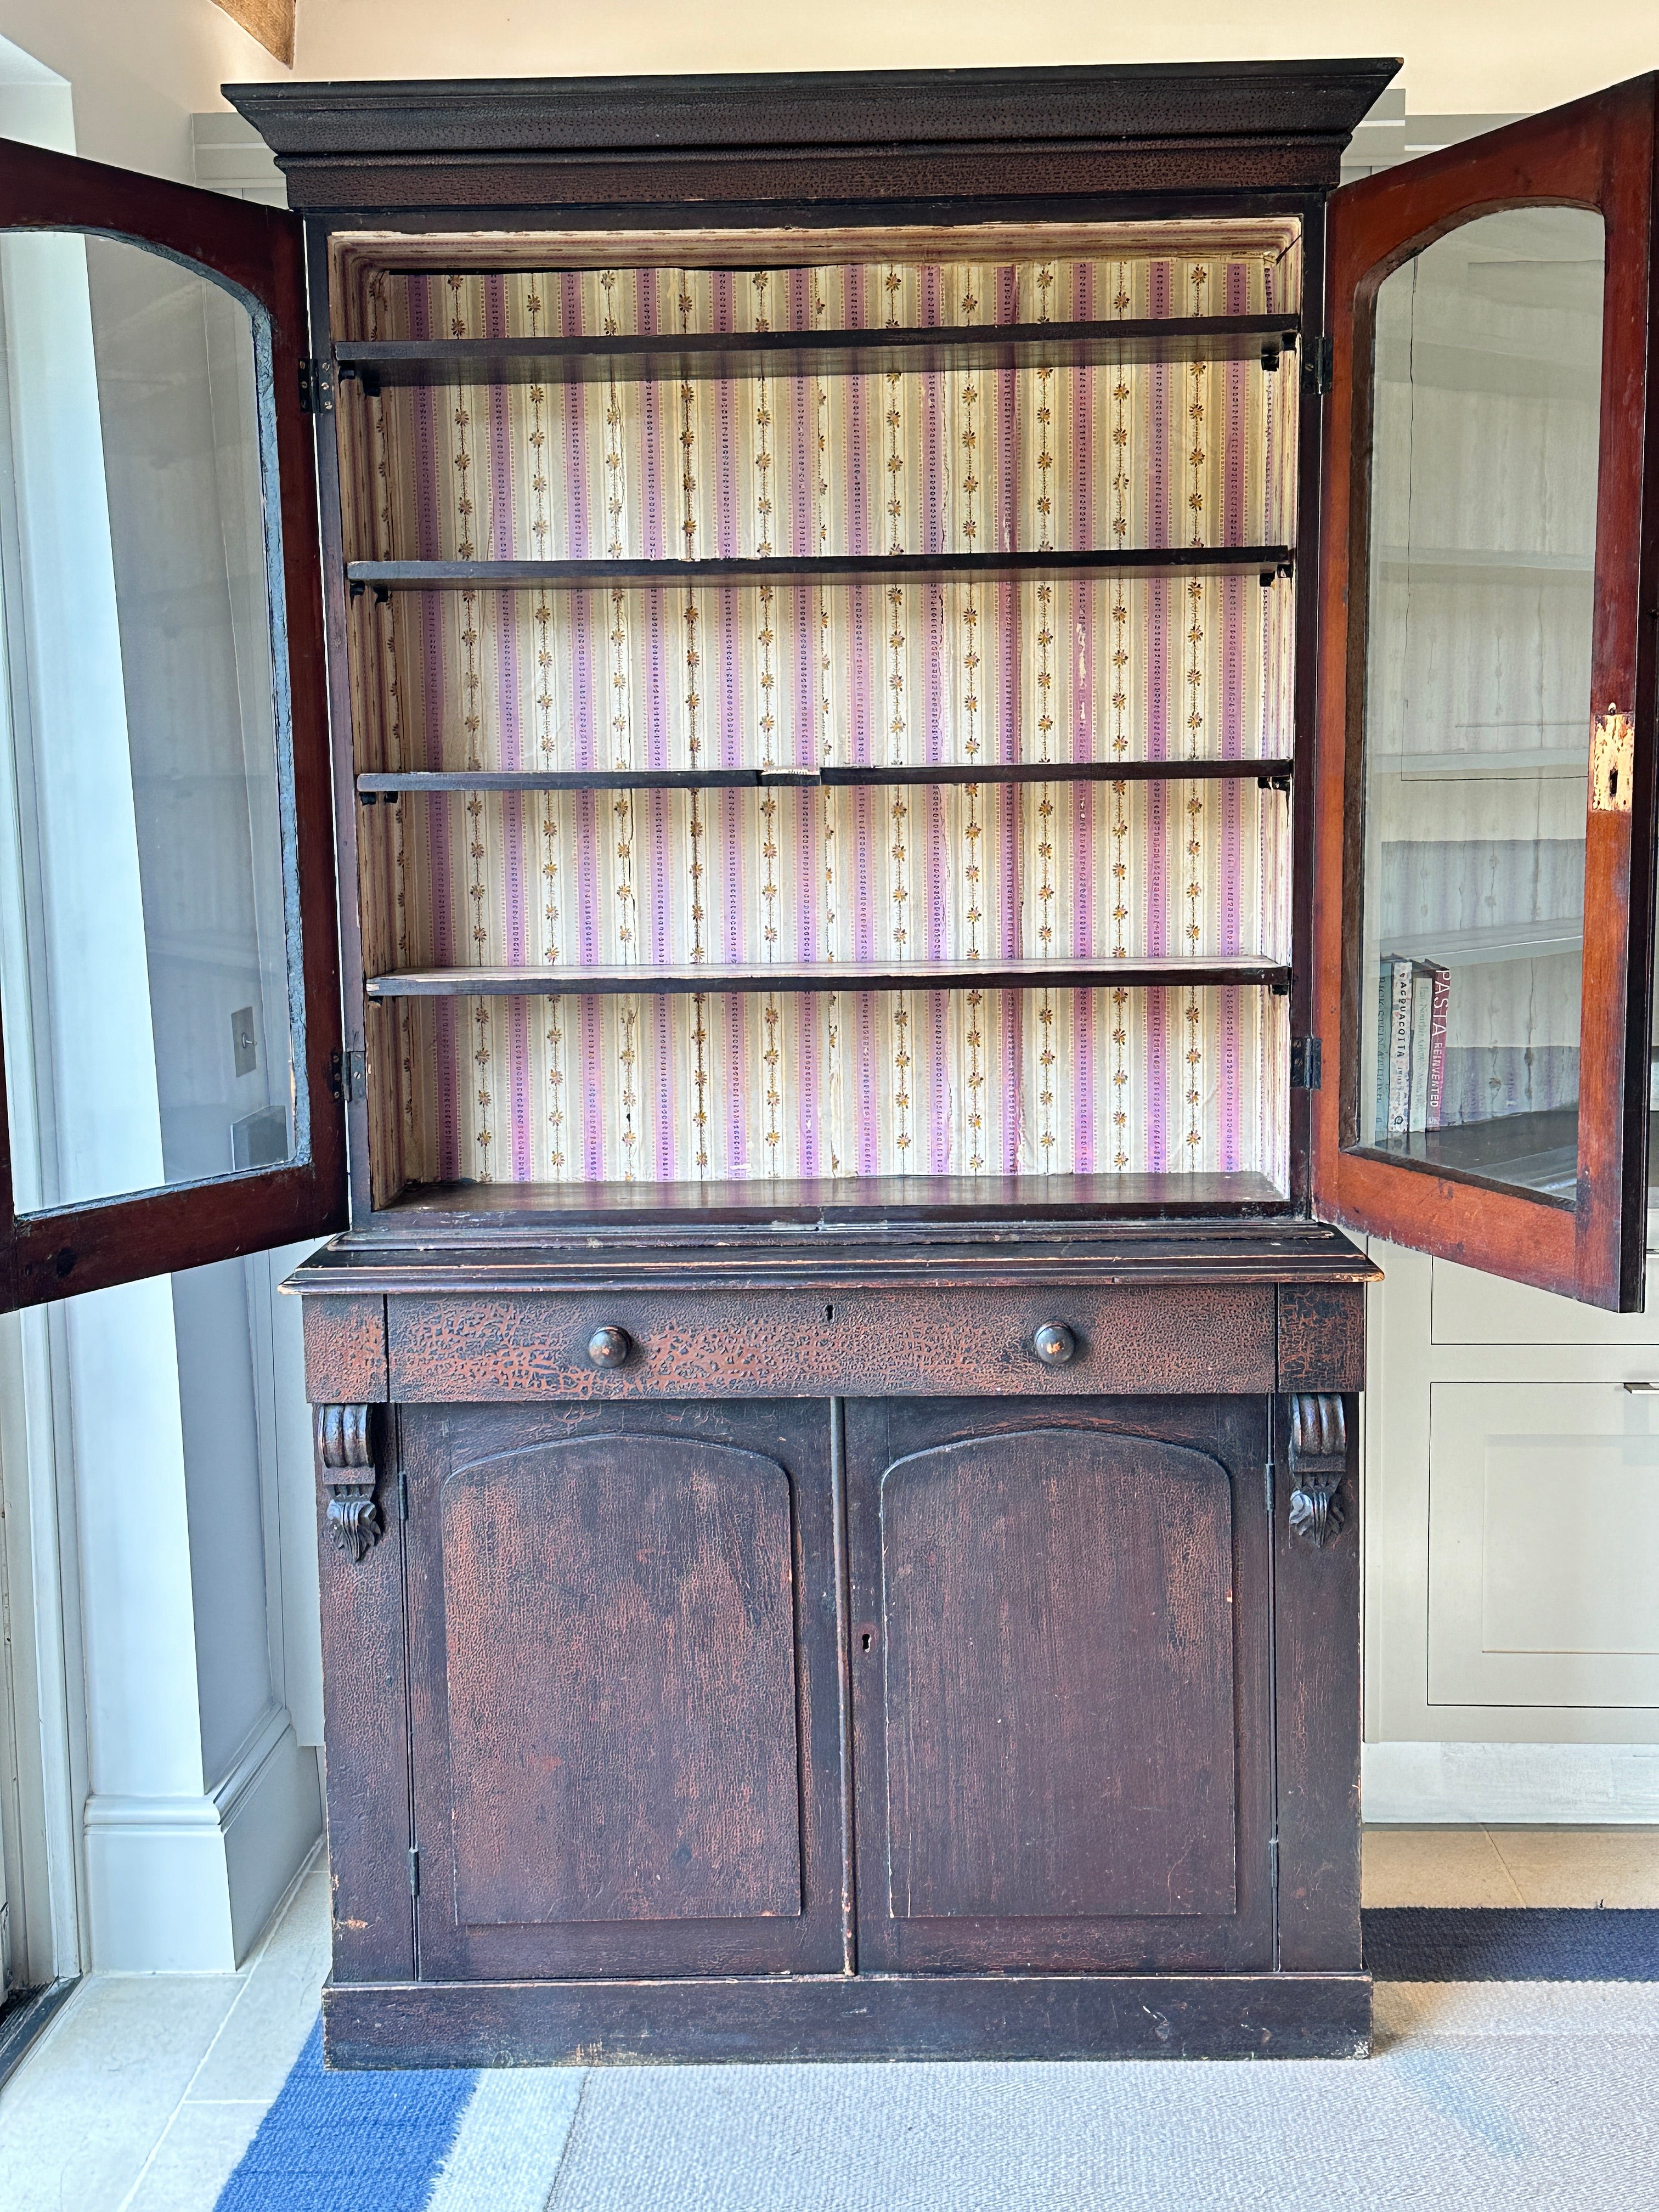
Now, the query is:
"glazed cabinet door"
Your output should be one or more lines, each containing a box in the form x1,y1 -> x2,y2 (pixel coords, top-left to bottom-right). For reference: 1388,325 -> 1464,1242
1314,77 -> 1659,1308
845,1398 -> 1274,1972
401,1399 -> 846,1980
0,138 -> 344,1309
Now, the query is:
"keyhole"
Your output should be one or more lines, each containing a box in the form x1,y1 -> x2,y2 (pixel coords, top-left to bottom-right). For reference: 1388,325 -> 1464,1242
860,1630 -> 873,1652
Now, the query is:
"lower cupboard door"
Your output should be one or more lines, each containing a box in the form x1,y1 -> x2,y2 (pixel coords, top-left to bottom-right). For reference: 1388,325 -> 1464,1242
845,1399 -> 1274,1973
402,1401 -> 845,1979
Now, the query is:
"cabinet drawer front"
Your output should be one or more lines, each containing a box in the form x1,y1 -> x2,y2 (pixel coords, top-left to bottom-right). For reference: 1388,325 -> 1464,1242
386,1283 -> 1276,1399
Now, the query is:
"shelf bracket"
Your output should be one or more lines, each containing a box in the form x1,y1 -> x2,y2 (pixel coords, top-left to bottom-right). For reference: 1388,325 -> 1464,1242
315,1404 -> 383,1562
1288,1393 -> 1347,1547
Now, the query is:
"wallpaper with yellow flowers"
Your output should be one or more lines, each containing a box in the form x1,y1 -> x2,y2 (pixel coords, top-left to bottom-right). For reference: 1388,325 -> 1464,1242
340,230 -> 1301,1198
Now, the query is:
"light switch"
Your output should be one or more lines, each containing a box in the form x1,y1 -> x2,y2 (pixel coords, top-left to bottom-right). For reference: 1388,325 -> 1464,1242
231,1005 -> 258,1078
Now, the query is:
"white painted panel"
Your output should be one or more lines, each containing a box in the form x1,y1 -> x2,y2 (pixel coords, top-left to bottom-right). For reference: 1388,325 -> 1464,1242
1429,1382 -> 1659,1706
1432,1256 -> 1659,1346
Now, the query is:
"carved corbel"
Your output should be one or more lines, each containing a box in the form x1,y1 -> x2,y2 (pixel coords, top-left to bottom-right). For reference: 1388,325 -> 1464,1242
1288,1393 -> 1347,1547
315,1403 -> 382,1562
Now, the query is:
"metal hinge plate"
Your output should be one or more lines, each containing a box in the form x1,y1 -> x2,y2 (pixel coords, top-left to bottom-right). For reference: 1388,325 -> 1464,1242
298,357 -> 335,415
1302,334 -> 1334,397
1290,1036 -> 1323,1090
329,1047 -> 366,1103
409,1847 -> 421,1897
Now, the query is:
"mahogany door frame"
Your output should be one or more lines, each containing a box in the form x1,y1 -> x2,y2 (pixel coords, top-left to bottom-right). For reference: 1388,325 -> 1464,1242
1311,76 -> 1659,1310
0,134 -> 346,1311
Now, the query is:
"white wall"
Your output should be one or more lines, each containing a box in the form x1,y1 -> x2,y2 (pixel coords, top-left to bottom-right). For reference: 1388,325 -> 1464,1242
291,0 -> 1655,115
0,0 -> 282,174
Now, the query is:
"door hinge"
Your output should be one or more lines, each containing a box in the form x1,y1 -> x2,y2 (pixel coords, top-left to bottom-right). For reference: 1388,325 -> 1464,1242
329,1047 -> 366,1103
1302,333 -> 1334,397
298,357 -> 335,415
1290,1036 -> 1323,1090
398,1465 -> 409,1521
408,1847 -> 421,1897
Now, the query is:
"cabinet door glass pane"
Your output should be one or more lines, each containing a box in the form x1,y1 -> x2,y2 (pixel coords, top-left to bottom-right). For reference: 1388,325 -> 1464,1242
0,232 -> 299,1213
1358,206 -> 1602,1204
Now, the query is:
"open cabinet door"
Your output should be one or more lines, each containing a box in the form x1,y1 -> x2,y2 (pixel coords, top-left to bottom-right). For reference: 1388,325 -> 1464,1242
1313,76 -> 1659,1311
0,137 -> 345,1311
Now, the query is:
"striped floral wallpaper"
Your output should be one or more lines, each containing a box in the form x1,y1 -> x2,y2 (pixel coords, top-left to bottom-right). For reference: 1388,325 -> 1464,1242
341,232 -> 1300,1199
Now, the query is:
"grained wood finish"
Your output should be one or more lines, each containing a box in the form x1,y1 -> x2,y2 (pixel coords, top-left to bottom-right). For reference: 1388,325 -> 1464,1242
1274,1392 -> 1362,1972
846,1397 -> 1273,1973
292,1215 -> 1378,1294
385,1284 -> 1278,1401
315,1404 -> 413,1984
301,1293 -> 387,1403
0,136 -> 346,1313
402,1401 -> 845,1980
1276,1282 -> 1365,1393
323,1971 -> 1373,2068
878,1429 -> 1238,1921
1312,77 -> 1659,1310
366,955 -> 1290,1001
439,1434 -> 802,1926
337,314 -> 1299,388
227,61 -> 1400,213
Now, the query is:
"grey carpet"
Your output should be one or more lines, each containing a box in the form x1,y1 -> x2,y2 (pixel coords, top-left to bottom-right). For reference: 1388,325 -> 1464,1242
544,1985 -> 1659,2211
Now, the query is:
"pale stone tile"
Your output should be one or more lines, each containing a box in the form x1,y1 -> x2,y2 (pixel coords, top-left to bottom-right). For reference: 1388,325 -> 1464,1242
189,1864 -> 330,2103
0,1975 -> 240,2212
122,2101 -> 267,2212
1486,1825 -> 1659,1908
1362,1825 -> 1525,1907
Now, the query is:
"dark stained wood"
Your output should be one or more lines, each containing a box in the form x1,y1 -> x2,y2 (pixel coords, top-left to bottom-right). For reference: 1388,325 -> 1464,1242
358,758 -> 1296,795
1313,76 -> 1659,1310
348,547 -> 1293,594
1274,1392 -> 1362,1972
1287,191 -> 1326,1216
439,1434 -> 802,1926
226,60 -> 1400,213
880,1428 -> 1238,1921
365,955 -> 1291,1000
0,136 -> 347,1314
323,1969 -> 1374,2067
317,1404 -> 414,1984
403,1400 -> 845,1979
1276,1282 -> 1365,1393
337,315 -> 1300,390
385,1284 -> 1279,1401
292,1215 -> 1379,1295
846,1397 -> 1274,1973
300,1293 -> 387,1404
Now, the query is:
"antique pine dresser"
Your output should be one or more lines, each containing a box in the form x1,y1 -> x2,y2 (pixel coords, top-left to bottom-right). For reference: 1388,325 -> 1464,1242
0,60 -> 1656,2067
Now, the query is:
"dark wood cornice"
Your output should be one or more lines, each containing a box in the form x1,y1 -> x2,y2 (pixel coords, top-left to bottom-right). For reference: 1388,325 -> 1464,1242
224,59 -> 1402,213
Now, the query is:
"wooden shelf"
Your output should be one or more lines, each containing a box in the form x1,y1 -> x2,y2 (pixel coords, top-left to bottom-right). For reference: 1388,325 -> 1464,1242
357,758 -> 1297,797
365,955 -> 1291,999
346,546 -> 1296,594
377,1170 -> 1290,1224
335,314 -> 1301,392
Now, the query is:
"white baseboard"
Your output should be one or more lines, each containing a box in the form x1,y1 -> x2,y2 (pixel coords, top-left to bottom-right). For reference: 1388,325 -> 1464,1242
1364,1740 -> 1659,1825
83,1706 -> 323,1970
219,1718 -> 321,1962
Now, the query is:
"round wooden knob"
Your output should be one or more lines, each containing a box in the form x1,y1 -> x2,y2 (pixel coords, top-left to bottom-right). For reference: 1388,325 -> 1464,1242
587,1325 -> 633,1368
1032,1322 -> 1077,1367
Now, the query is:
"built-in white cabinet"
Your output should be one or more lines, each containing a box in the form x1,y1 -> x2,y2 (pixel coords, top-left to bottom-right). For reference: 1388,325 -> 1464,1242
1364,1240 -> 1659,1821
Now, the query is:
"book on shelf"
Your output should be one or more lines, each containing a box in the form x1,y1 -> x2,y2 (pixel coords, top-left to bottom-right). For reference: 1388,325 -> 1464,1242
1378,953 -> 1450,1145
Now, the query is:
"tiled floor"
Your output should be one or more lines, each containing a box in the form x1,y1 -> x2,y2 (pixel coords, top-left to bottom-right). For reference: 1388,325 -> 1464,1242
0,1847 -> 329,2212
1,1828 -> 1655,2211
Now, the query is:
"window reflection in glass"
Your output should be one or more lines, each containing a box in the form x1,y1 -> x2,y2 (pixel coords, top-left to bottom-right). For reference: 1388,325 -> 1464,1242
1357,206 -> 1604,1204
0,231 -> 298,1215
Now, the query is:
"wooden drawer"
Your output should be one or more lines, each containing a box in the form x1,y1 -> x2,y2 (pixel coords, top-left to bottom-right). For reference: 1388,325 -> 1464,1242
381,1282 -> 1279,1400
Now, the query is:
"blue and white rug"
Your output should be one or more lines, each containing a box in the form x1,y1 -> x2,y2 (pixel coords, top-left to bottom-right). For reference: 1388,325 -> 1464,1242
215,1912 -> 1659,2212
